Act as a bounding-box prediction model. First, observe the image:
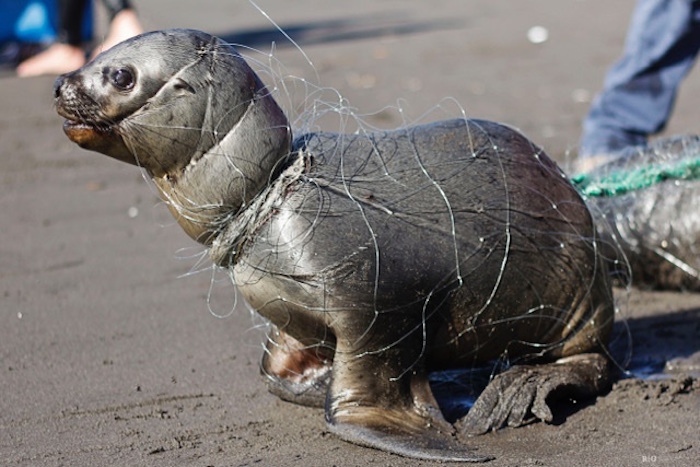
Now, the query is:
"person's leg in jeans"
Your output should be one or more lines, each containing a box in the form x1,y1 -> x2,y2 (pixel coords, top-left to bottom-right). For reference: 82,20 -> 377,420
579,0 -> 700,163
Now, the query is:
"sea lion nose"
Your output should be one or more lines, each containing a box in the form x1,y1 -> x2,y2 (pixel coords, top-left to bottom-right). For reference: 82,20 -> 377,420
53,75 -> 66,99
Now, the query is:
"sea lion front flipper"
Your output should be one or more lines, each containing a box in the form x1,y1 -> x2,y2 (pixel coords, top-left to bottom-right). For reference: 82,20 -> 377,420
329,420 -> 491,463
457,353 -> 612,436
325,350 -> 491,462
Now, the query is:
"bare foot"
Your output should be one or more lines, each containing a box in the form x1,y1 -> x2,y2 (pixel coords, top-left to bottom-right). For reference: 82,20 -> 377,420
572,154 -> 615,174
91,10 -> 144,59
17,43 -> 86,77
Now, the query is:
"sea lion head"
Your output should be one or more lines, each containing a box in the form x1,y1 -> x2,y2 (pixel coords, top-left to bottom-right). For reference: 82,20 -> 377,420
55,29 -> 292,244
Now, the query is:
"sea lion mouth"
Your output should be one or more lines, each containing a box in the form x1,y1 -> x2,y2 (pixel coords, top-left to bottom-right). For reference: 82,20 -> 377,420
57,106 -> 136,165
61,117 -> 116,148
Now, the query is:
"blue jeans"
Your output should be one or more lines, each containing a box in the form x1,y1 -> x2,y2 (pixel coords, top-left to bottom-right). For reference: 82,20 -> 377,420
579,0 -> 700,157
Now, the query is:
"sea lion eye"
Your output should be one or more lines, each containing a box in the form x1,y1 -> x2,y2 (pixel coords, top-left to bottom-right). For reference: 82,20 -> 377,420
110,68 -> 135,91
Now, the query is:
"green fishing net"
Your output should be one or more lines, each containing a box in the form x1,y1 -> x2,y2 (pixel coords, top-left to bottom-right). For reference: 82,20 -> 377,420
572,151 -> 700,197
576,136 -> 700,290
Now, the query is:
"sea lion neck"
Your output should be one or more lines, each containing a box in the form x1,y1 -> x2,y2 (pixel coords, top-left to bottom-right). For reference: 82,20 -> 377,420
56,29 -> 292,244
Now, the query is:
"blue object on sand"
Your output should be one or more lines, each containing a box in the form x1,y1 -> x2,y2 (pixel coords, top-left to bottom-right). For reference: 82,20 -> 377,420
0,0 -> 93,44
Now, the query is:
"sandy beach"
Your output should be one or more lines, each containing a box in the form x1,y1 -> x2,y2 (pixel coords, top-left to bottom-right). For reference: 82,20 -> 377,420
2,1 -> 698,466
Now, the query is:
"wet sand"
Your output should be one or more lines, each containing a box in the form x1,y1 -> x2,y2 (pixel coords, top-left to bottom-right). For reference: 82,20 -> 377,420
1,1 -> 698,466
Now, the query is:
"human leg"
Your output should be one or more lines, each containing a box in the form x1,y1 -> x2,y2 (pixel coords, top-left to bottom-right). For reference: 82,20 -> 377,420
579,0 -> 700,159
17,0 -> 89,76
91,0 -> 143,57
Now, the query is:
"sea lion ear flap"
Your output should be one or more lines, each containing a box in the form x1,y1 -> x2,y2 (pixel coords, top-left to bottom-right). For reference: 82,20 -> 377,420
172,77 -> 196,95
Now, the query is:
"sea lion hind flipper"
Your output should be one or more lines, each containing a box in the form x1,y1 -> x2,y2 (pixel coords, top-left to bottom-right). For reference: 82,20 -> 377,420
457,353 -> 612,436
260,330 -> 331,408
328,414 -> 492,462
261,359 -> 330,408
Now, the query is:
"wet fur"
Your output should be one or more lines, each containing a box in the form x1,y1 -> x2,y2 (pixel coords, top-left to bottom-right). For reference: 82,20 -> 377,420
54,29 -> 616,462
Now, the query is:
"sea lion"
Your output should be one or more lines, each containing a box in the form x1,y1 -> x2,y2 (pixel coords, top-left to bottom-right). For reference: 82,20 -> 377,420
54,29 -> 615,462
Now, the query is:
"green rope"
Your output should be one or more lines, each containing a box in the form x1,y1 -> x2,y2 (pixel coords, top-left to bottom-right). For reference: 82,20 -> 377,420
572,156 -> 700,197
